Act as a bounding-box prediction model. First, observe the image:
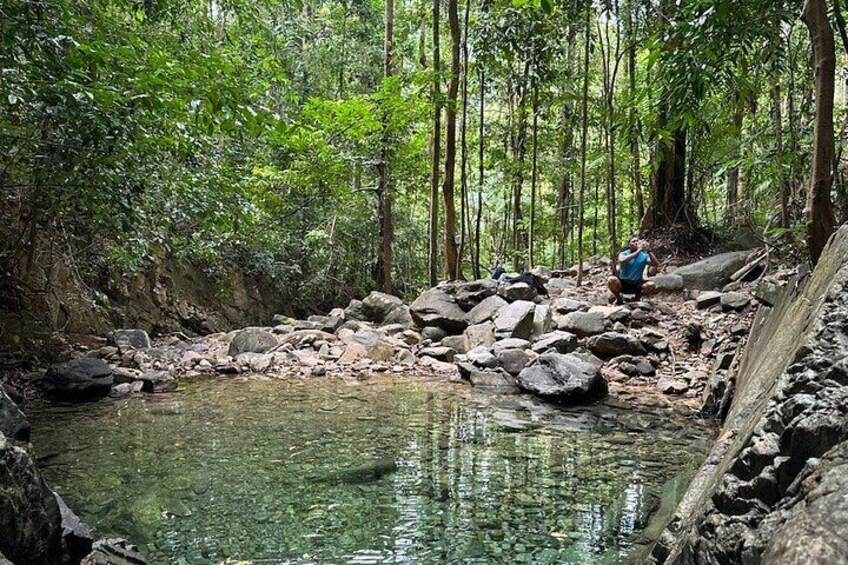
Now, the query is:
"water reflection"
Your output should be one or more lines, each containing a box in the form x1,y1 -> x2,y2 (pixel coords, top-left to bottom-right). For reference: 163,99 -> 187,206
28,375 -> 711,564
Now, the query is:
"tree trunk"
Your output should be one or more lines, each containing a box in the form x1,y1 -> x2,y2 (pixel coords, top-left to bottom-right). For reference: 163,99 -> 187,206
529,82 -> 539,268
428,0 -> 441,285
511,62 -> 530,272
378,0 -> 395,294
458,0 -> 471,279
627,0 -> 644,226
442,0 -> 460,279
773,69 -> 789,229
476,68 -> 485,280
726,99 -> 744,226
802,0 -> 837,264
577,1 -> 591,286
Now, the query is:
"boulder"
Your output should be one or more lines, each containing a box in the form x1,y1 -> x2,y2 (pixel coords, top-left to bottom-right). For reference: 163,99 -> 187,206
653,273 -> 685,291
109,329 -> 151,350
81,538 -> 148,565
498,282 -> 537,302
516,352 -> 608,404
555,311 -> 607,337
228,328 -> 278,357
466,346 -> 498,368
752,279 -> 783,307
695,291 -> 722,309
553,297 -> 588,314
56,493 -> 94,563
0,389 -> 29,442
531,331 -> 578,355
721,291 -> 750,311
452,278 -> 499,310
361,291 -> 404,322
463,322 -> 496,350
419,346 -> 456,362
457,363 -> 519,392
532,305 -> 553,338
421,326 -> 447,342
546,277 -> 573,294
588,305 -> 631,323
43,359 -> 113,401
0,435 -> 66,565
529,265 -> 552,283
138,371 -> 177,393
465,295 -> 508,325
671,250 -> 752,290
440,335 -> 467,354
344,299 -> 367,321
493,300 -> 536,340
497,349 -> 531,375
350,331 -> 395,362
410,289 -> 468,331
492,338 -> 532,355
586,332 -> 646,358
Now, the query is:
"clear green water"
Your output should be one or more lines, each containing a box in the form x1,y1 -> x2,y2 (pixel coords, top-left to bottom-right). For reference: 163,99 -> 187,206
28,374 -> 712,565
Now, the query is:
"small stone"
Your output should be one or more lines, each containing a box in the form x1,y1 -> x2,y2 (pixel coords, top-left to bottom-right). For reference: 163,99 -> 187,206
695,291 -> 722,309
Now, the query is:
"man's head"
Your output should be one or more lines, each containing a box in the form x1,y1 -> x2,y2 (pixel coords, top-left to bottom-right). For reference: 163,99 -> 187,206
628,235 -> 640,251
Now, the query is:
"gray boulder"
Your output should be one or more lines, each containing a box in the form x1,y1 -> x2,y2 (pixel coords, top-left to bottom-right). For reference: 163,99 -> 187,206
546,277 -> 573,294
586,332 -> 646,358
465,295 -> 508,325
440,335 -> 467,354
452,278 -> 499,310
498,349 -> 531,375
721,291 -> 750,311
491,338 -> 531,355
138,371 -> 177,393
493,300 -> 536,340
531,331 -> 578,354
671,250 -> 752,290
466,346 -> 498,368
109,329 -> 151,350
553,297 -> 589,314
516,352 -> 608,404
529,265 -> 552,283
344,299 -> 367,321
361,291 -> 404,321
652,273 -> 685,292
43,359 -> 113,401
0,389 -> 29,442
421,326 -> 447,342
457,363 -> 520,392
228,328 -> 278,357
555,311 -> 607,337
419,346 -> 456,362
0,435 -> 66,565
695,291 -> 722,309
498,282 -> 537,302
81,538 -> 148,565
56,492 -> 94,563
532,305 -> 553,338
410,289 -> 468,331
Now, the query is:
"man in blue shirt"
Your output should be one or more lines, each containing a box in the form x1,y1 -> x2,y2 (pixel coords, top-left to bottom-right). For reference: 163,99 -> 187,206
607,235 -> 660,304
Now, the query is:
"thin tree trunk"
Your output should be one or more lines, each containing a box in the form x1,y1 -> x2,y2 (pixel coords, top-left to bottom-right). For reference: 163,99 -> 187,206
529,81 -> 539,268
802,0 -> 837,264
476,68 -> 485,279
773,69 -> 789,229
511,62 -> 530,272
577,1 -> 591,286
378,0 -> 395,294
726,100 -> 744,226
627,0 -> 644,226
429,0 -> 441,285
443,0 -> 460,279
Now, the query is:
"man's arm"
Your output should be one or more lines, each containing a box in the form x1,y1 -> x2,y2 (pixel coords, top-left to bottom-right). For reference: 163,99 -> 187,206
647,251 -> 660,268
618,251 -> 640,265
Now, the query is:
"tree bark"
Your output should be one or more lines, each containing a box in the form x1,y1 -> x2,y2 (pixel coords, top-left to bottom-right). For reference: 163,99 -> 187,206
442,0 -> 460,279
458,0 -> 471,279
577,1 -> 591,286
773,69 -> 789,229
802,0 -> 837,264
627,0 -> 644,227
428,0 -> 441,285
476,68 -> 485,280
529,82 -> 539,268
726,99 -> 744,226
378,0 -> 395,294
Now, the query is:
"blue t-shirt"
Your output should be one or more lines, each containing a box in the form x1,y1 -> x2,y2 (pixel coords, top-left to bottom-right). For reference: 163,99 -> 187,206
618,250 -> 649,281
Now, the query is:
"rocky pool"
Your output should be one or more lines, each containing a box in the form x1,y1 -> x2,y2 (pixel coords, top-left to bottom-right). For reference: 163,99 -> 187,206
28,374 -> 713,564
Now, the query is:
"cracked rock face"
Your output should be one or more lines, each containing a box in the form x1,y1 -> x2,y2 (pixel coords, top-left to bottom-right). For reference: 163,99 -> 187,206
653,227 -> 848,564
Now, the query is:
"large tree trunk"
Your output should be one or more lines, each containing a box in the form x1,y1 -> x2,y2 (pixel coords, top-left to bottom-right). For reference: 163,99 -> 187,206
726,99 -> 744,226
428,0 -> 441,285
378,0 -> 395,294
458,0 -> 471,279
442,0 -> 460,279
802,0 -> 837,264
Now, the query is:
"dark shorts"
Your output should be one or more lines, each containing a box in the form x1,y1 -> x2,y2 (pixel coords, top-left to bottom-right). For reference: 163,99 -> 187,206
619,278 -> 645,295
